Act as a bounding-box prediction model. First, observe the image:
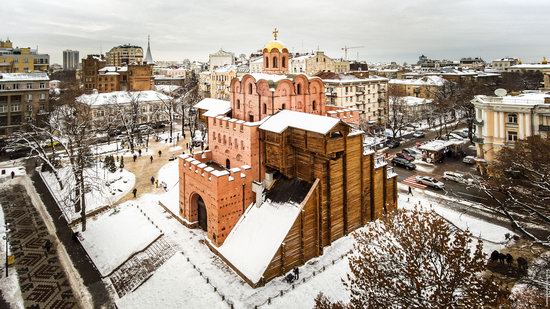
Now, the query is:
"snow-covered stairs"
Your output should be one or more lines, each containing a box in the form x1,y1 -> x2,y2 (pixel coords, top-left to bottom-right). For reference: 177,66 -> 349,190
110,236 -> 176,298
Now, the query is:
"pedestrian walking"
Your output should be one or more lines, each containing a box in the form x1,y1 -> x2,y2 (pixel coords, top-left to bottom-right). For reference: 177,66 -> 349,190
293,267 -> 299,279
151,176 -> 155,185
44,239 -> 52,255
133,154 -> 137,162
138,149 -> 142,157
150,155 -> 153,163
10,171 -> 15,179
132,188 -> 137,198
408,186 -> 413,196
155,179 -> 159,188
158,150 -> 162,157
177,135 -> 180,142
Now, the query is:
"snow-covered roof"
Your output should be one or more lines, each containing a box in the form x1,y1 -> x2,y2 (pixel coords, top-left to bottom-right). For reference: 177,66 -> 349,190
218,200 -> 301,284
419,139 -> 464,152
194,98 -> 231,117
155,84 -> 182,94
509,64 -> 550,70
0,72 -> 49,81
98,66 -> 128,73
389,75 -> 446,86
474,91 -> 550,106
401,96 -> 433,106
244,73 -> 291,83
214,64 -> 237,73
259,110 -> 341,134
78,90 -> 171,106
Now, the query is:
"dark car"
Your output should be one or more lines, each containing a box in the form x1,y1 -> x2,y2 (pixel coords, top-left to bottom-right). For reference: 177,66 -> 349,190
385,139 -> 401,148
391,157 -> 416,170
396,152 -> 415,162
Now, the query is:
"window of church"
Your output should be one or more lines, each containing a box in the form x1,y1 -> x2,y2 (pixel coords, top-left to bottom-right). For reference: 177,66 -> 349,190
265,57 -> 269,68
297,84 -> 302,95
237,99 -> 241,109
282,56 -> 286,68
312,100 -> 316,111
273,57 -> 278,68
263,103 -> 267,114
248,84 -> 253,94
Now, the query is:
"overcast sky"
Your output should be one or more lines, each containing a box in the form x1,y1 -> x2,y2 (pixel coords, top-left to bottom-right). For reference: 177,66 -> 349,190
3,0 -> 550,65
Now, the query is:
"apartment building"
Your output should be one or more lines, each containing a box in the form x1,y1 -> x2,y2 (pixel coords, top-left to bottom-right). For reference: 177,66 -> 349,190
0,39 -> 49,73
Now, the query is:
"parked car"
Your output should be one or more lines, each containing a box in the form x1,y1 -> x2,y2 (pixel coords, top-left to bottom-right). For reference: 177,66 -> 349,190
415,176 -> 445,189
462,156 -> 476,164
413,131 -> 425,138
403,147 -> 422,159
396,152 -> 415,162
452,131 -> 468,138
443,171 -> 472,184
386,139 -> 401,148
391,157 -> 416,170
447,132 -> 466,140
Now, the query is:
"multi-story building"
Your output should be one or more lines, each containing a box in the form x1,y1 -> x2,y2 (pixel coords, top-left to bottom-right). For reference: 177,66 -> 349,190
249,56 -> 263,73
176,32 -> 396,287
78,90 -> 172,127
544,73 -> 550,90
318,72 -> 388,124
106,44 -> 144,66
209,49 -> 235,72
290,51 -> 350,75
491,57 -> 519,71
506,59 -> 550,73
459,57 -> 486,70
471,91 -> 550,161
210,64 -> 250,100
82,54 -> 153,93
63,50 -> 80,71
0,73 -> 50,136
0,39 -> 49,73
388,76 -> 446,99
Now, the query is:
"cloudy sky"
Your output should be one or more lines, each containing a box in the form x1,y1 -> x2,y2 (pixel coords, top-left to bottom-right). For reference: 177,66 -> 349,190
3,0 -> 550,65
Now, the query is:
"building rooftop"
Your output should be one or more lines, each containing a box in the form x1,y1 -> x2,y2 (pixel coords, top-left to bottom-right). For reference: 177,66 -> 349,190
194,98 -> 231,117
78,90 -> 171,106
259,110 -> 341,135
474,91 -> 550,106
0,72 -> 49,81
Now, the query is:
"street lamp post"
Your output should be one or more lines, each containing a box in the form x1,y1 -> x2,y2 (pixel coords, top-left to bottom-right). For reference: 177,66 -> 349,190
4,222 -> 10,277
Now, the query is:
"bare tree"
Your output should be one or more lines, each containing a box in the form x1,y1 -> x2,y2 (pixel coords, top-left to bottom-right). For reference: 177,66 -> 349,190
176,71 -> 201,139
474,136 -> 550,244
385,84 -> 409,139
11,85 -> 97,231
111,91 -> 143,153
316,209 -> 509,309
155,90 -> 178,143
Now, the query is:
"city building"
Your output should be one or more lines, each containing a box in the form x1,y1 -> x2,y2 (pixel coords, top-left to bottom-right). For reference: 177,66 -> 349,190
210,64 -> 250,100
63,50 -> 80,71
544,73 -> 550,90
209,49 -> 235,71
394,96 -> 434,123
0,73 -> 50,137
249,56 -> 263,73
317,71 -> 389,124
174,31 -> 396,287
82,54 -> 153,93
290,51 -> 350,75
388,76 -> 446,99
78,90 -> 173,127
459,57 -> 486,70
491,57 -> 519,71
0,39 -> 49,73
471,91 -> 550,161
506,58 -> 550,73
106,44 -> 144,66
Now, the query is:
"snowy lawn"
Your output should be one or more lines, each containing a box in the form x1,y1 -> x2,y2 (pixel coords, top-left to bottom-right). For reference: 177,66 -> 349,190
0,166 -> 26,179
76,203 -> 162,276
116,253 -> 226,309
40,163 -> 135,223
156,160 -> 180,216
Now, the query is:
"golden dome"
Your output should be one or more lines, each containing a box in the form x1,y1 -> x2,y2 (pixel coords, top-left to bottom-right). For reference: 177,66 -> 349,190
264,40 -> 286,52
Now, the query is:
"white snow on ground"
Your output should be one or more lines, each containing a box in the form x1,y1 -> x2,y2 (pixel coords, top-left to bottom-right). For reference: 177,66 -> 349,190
76,203 -> 162,276
0,166 -> 26,179
116,253 -> 226,309
40,163 -> 135,223
157,160 -> 180,215
0,196 -> 24,309
413,160 -> 436,174
218,200 -> 301,284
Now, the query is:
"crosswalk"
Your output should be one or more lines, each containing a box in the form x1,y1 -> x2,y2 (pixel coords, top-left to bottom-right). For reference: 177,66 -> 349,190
401,175 -> 427,189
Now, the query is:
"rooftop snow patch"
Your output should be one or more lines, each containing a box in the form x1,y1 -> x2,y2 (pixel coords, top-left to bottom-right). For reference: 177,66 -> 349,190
194,98 -> 231,117
0,72 -> 49,81
259,110 -> 341,135
218,178 -> 312,284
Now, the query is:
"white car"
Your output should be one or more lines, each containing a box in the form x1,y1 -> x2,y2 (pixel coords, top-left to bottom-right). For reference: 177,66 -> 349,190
443,171 -> 472,184
415,176 -> 445,189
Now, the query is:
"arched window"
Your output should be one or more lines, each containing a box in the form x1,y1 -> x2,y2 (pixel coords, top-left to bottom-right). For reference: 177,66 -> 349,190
282,56 -> 286,68
248,84 -> 253,94
263,103 -> 267,114
237,99 -> 241,109
235,138 -> 238,149
281,103 -> 286,110
312,100 -> 316,111
265,57 -> 269,68
273,56 -> 278,68
296,84 -> 302,95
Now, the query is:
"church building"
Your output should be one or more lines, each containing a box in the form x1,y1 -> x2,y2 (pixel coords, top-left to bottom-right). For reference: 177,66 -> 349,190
177,30 -> 398,287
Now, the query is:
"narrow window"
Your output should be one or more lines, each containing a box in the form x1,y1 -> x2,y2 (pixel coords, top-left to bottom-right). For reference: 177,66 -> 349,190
312,100 -> 316,111
248,84 -> 253,94
273,57 -> 278,68
263,103 -> 267,114
296,84 -> 302,95
265,57 -> 269,68
237,99 -> 241,109
282,56 -> 286,68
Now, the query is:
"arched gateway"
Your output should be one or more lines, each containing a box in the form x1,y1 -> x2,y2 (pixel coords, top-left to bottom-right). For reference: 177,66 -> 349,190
190,193 -> 208,231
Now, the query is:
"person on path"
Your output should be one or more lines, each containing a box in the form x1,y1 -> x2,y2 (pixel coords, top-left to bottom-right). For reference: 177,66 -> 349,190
151,176 -> 155,185
408,186 -> 413,196
133,154 -> 137,162
132,188 -> 137,198
150,155 -> 153,163
158,150 -> 162,157
10,171 -> 15,179
138,149 -> 142,156
155,179 -> 159,188
44,239 -> 52,255
293,267 -> 299,279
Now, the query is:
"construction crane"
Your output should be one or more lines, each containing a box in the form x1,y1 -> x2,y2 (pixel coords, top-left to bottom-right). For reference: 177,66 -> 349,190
341,46 -> 364,60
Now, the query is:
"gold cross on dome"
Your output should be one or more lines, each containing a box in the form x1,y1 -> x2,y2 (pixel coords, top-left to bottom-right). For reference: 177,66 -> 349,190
273,28 -> 278,40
